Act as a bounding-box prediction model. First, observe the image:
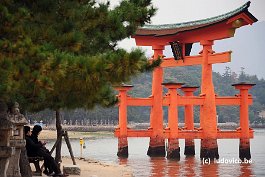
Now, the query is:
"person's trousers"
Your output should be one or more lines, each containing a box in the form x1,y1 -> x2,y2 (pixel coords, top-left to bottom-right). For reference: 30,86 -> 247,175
37,149 -> 61,174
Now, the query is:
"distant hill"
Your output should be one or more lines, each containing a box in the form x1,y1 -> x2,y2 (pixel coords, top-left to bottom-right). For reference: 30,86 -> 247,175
28,66 -> 265,125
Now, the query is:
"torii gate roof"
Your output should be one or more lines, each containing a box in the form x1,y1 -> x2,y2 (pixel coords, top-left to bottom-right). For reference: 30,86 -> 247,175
133,1 -> 258,46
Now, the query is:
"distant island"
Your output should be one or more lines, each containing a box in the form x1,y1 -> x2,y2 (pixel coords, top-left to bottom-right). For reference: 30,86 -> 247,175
27,66 -> 265,127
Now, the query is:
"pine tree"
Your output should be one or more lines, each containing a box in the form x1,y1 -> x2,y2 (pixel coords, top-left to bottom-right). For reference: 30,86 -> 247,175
238,67 -> 247,82
1,0 -> 158,167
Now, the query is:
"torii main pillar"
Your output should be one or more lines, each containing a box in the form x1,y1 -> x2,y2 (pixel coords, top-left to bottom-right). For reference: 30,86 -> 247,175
200,40 -> 219,160
147,45 -> 165,157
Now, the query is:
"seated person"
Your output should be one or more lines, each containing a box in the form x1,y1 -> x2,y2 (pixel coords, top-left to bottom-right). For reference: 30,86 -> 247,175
24,126 -> 50,175
24,125 -> 65,177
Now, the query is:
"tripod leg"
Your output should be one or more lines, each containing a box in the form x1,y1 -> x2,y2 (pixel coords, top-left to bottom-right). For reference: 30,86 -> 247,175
64,131 -> 77,165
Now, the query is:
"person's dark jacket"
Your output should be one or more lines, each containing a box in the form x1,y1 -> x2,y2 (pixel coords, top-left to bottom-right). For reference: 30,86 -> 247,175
30,133 -> 42,145
25,135 -> 42,157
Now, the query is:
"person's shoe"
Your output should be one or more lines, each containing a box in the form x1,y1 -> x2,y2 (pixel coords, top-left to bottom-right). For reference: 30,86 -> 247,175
53,173 -> 69,177
44,171 -> 55,176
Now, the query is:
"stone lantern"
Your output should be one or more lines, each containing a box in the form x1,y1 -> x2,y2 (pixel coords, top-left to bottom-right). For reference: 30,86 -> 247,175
0,100 -> 14,177
7,102 -> 28,177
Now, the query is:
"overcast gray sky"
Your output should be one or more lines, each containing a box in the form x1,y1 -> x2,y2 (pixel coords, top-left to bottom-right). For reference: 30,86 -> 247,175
150,0 -> 265,24
105,0 -> 265,78
117,0 -> 264,49
104,0 -> 265,22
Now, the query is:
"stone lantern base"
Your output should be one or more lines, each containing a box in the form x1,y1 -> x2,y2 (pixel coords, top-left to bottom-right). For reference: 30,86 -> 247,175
0,146 -> 13,177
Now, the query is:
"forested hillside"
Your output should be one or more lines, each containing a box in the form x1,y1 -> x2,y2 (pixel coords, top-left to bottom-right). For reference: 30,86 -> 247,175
27,66 -> 265,125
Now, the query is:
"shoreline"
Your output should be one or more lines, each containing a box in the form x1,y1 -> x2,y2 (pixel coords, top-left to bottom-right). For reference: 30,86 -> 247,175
62,157 -> 133,177
32,156 -> 133,177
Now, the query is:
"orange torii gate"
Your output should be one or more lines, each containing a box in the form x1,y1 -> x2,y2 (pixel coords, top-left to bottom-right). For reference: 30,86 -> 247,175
115,1 -> 257,160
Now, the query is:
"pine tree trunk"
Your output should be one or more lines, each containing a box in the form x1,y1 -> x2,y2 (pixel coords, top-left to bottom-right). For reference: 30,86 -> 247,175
19,147 -> 32,177
55,109 -> 62,166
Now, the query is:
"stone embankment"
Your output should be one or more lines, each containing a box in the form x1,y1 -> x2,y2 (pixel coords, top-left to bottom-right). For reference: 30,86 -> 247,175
42,123 -> 264,133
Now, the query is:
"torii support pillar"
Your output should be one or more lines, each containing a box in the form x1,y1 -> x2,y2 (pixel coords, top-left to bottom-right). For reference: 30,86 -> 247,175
147,45 -> 165,157
115,85 -> 133,158
180,86 -> 199,156
200,40 -> 219,160
163,83 -> 184,159
232,82 -> 255,160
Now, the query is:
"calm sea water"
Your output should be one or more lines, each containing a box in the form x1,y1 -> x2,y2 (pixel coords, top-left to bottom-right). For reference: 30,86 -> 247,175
46,129 -> 265,177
